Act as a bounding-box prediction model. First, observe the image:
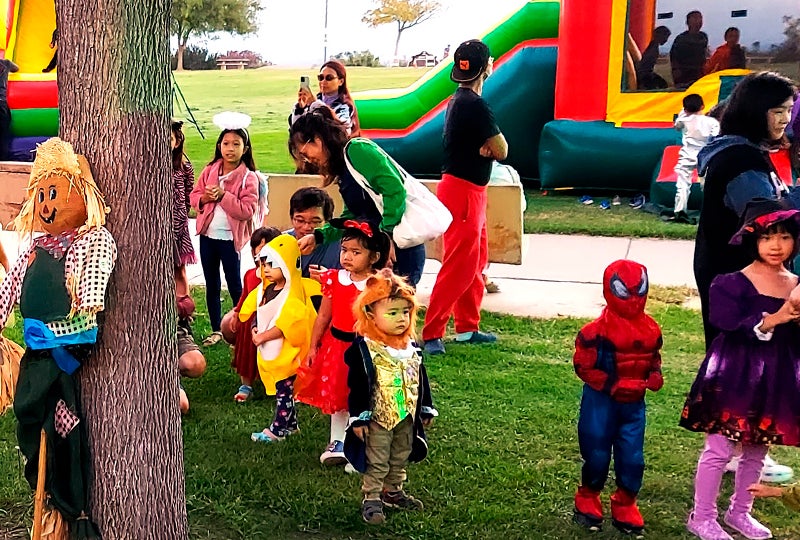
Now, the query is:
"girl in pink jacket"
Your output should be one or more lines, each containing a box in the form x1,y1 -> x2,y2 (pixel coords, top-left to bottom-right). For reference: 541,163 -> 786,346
190,124 -> 259,346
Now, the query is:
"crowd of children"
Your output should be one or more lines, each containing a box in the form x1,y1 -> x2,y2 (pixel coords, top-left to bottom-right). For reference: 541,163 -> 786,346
165,59 -> 800,535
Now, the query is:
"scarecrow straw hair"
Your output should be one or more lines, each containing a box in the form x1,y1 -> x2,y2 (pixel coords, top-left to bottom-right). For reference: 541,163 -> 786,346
13,138 -> 109,236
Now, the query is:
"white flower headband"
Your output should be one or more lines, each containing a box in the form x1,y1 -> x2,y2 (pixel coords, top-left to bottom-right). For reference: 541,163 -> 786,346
212,112 -> 252,143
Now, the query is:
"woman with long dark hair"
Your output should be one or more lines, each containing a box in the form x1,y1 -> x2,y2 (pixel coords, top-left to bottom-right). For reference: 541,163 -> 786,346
694,71 -> 796,348
692,71 -> 796,491
289,107 -> 425,286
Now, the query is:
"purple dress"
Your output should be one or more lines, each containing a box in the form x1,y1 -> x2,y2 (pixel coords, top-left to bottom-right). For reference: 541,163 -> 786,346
680,272 -> 800,447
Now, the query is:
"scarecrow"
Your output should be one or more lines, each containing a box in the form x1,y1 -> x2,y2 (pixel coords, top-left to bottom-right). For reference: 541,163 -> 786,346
0,138 -> 117,538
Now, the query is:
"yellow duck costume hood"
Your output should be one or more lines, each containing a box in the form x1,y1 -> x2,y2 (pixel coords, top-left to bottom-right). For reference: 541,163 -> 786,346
239,234 -> 318,394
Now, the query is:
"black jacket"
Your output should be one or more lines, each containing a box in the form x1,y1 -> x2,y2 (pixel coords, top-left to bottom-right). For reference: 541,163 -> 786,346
343,336 -> 436,473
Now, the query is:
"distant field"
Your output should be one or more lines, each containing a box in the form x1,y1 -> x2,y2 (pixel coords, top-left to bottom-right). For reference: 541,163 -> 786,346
173,67 -> 429,173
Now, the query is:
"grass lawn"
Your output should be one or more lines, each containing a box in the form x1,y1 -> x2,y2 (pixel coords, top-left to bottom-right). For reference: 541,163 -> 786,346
524,192 -> 698,240
1,289 -> 799,538
174,67 -> 703,240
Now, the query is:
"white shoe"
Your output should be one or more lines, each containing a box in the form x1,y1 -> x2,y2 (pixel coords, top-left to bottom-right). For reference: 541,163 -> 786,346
761,454 -> 793,483
724,455 -> 740,473
725,454 -> 794,483
344,463 -> 357,474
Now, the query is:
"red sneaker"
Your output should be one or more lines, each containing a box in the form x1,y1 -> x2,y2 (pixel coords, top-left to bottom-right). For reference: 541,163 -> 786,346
574,486 -> 603,531
610,488 -> 644,536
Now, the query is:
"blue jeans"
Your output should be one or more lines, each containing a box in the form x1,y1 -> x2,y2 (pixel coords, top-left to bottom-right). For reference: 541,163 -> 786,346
393,243 -> 425,287
199,235 -> 242,331
578,385 -> 646,494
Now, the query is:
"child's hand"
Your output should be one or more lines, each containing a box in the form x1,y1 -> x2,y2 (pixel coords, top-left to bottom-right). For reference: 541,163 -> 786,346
252,327 -> 266,346
308,264 -> 326,282
230,313 -> 240,333
789,283 -> 800,309
306,344 -> 318,366
353,425 -> 368,441
748,483 -> 783,498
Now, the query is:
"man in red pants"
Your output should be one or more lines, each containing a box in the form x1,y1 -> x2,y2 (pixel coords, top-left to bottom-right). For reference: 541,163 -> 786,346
422,39 -> 507,355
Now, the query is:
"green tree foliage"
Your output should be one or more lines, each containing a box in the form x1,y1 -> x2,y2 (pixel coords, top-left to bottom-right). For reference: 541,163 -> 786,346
171,45 -> 218,70
362,0 -> 441,58
171,0 -> 261,70
772,15 -> 800,62
334,50 -> 382,67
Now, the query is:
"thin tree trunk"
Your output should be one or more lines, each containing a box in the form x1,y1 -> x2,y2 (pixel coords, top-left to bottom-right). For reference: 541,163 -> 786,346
177,41 -> 186,71
394,21 -> 403,59
57,0 -> 187,537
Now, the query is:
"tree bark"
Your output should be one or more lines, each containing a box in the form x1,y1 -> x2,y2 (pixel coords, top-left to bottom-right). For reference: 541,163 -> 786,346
394,21 -> 403,59
176,41 -> 186,71
57,0 -> 187,537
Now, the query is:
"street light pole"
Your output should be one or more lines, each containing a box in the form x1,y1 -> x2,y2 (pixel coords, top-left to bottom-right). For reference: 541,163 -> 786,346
323,0 -> 329,63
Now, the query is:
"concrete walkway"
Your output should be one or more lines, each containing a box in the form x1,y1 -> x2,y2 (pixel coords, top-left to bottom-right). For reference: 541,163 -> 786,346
0,226 -> 695,319
183,230 -> 696,319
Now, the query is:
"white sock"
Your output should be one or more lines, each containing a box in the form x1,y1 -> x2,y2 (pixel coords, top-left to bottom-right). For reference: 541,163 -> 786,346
330,410 -> 349,443
455,331 -> 475,342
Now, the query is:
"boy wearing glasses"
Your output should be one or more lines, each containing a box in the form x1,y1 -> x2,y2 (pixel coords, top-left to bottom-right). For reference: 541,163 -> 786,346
286,187 -> 341,279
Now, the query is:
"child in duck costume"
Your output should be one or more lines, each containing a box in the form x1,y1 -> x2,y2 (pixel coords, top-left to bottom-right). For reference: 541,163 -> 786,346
0,137 -> 116,537
239,234 -> 318,442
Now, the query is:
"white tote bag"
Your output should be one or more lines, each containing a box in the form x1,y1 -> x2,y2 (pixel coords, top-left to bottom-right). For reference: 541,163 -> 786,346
344,143 -> 452,249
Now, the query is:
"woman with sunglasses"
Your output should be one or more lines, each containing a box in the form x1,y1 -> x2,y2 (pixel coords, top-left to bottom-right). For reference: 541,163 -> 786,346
289,107 -> 425,287
290,60 -> 361,138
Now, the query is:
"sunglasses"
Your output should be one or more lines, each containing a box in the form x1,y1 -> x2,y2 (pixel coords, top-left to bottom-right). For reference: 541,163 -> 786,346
317,74 -> 338,82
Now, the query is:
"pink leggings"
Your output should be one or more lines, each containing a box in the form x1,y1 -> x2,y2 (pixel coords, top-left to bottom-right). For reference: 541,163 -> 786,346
693,434 -> 768,521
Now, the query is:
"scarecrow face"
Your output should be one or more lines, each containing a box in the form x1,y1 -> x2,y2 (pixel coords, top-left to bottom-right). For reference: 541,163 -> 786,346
33,174 -> 87,236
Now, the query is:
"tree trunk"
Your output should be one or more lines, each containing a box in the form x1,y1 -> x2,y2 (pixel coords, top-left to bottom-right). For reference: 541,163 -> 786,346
176,41 -> 186,71
394,21 -> 403,59
57,0 -> 188,537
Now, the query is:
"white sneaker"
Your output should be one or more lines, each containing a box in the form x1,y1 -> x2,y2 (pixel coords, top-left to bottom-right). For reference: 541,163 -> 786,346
724,455 -> 740,473
344,463 -> 357,474
761,455 -> 793,483
724,454 -> 794,483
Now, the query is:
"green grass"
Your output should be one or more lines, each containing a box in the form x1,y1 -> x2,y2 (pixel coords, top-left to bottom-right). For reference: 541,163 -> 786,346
175,67 -> 701,240
174,67 -> 429,175
2,289 -> 799,538
524,192 -> 698,240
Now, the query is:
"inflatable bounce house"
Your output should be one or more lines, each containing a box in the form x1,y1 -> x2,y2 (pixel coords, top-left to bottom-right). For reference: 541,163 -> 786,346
355,0 -> 796,210
2,0 -> 57,161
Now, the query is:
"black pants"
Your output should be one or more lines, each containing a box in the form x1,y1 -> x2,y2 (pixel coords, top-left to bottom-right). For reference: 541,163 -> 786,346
43,51 -> 58,72
0,102 -> 10,161
13,347 -> 92,521
199,235 -> 242,331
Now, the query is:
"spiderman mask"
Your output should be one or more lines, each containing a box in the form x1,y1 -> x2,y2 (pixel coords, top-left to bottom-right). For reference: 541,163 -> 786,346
603,260 -> 649,319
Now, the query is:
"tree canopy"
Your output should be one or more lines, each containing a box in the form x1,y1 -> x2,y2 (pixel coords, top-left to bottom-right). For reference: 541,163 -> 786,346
362,0 -> 441,57
171,0 -> 261,69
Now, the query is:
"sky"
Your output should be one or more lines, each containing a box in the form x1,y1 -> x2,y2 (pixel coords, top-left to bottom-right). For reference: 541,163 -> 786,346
200,0 -> 529,66
197,0 -> 799,66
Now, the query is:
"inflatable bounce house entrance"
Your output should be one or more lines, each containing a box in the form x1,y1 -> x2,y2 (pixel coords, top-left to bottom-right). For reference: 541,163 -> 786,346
355,0 -> 795,211
2,0 -> 58,161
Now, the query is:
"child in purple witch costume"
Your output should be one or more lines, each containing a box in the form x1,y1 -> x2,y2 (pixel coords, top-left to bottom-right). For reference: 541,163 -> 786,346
681,198 -> 800,540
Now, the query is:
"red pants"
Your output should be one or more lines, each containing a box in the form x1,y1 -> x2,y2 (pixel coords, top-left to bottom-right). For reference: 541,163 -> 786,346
422,174 -> 488,341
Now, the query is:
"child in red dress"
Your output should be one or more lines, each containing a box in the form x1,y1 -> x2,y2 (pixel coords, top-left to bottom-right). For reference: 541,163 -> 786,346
295,218 -> 390,466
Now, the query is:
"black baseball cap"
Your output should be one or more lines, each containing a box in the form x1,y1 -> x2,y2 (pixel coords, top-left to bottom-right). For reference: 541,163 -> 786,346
450,39 -> 490,83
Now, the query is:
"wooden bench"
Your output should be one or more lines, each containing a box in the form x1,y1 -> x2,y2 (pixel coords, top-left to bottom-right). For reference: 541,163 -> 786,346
0,166 -> 524,264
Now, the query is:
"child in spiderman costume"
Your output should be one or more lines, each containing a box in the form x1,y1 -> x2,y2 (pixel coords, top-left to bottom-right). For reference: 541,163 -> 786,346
573,259 -> 663,536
